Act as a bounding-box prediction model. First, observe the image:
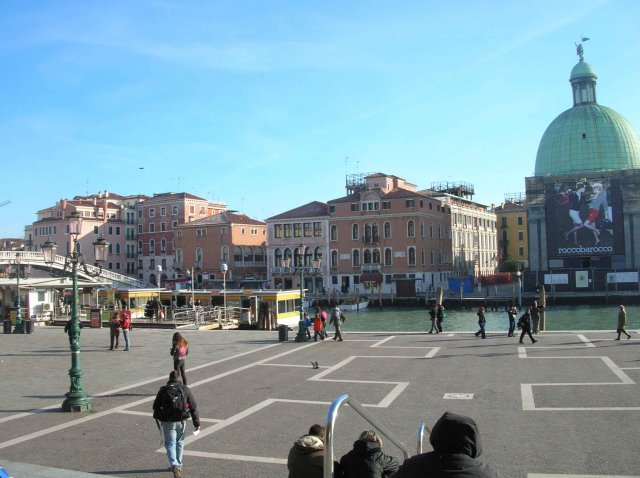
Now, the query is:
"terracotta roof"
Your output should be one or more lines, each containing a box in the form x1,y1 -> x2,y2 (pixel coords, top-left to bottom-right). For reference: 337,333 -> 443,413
266,201 -> 329,220
179,211 -> 265,227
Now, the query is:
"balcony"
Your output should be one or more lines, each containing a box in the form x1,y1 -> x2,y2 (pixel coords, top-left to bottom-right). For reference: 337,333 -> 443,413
361,263 -> 381,272
362,236 -> 380,244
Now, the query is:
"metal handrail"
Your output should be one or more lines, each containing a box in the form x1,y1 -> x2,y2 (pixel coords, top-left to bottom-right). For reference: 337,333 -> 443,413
323,394 -> 411,478
417,421 -> 431,454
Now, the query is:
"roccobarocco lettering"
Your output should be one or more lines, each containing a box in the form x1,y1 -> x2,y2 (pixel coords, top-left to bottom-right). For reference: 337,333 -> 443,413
557,246 -> 613,254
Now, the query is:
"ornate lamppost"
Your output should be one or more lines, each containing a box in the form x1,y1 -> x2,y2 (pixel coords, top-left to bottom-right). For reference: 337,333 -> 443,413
41,210 -> 109,412
516,270 -> 522,309
221,263 -> 228,323
283,244 -> 322,343
8,252 -> 30,334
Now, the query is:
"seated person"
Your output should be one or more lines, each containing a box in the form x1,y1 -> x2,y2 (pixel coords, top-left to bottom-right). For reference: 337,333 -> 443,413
339,429 -> 399,478
287,424 -> 326,478
393,411 -> 497,477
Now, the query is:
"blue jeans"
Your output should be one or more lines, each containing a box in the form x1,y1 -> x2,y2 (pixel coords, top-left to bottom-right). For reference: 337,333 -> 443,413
508,320 -> 515,336
123,329 -> 130,350
161,420 -> 186,467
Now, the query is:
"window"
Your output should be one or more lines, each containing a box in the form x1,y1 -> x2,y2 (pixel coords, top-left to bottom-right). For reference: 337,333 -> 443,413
373,249 -> 380,264
406,199 -> 414,208
108,226 -> 113,235
161,239 -> 166,253
331,250 -> 338,268
303,222 -> 312,237
430,224 -> 434,239
330,225 -> 338,241
329,205 -> 336,213
94,226 -> 99,234
138,224 -> 143,234
429,203 -> 433,210
351,203 -> 359,212
189,206 -> 195,214
518,246 -> 524,257
161,222 -> 166,232
172,220 -> 178,228
352,224 -> 359,240
149,208 -> 155,217
352,249 -> 360,267
150,240 -> 155,255
293,223 -> 302,237
138,209 -> 143,218
382,201 -> 391,210
149,223 -> 155,233
517,216 -> 523,225
407,221 -> 415,237
274,224 -> 283,238
172,205 -> 178,215
408,247 -> 416,266
138,241 -> 143,253
115,226 -> 120,235
385,249 -> 392,266
200,207 -> 205,215
364,249 -> 371,264
384,222 -> 391,239
196,229 -> 206,237
313,222 -> 322,237
518,231 -> 524,241
284,224 -> 292,238
161,207 -> 166,216
501,217 -> 507,227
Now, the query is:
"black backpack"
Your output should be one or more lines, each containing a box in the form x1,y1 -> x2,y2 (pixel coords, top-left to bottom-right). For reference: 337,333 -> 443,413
154,384 -> 187,421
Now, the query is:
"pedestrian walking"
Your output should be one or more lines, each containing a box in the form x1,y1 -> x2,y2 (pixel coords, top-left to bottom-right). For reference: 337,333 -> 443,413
339,429 -> 399,478
530,300 -> 544,334
171,332 -> 190,385
313,312 -> 325,342
507,305 -> 517,337
303,311 -> 312,340
427,304 -> 438,334
120,305 -> 132,351
109,312 -> 121,350
475,307 -> 487,339
153,371 -> 200,478
615,305 -> 632,340
330,305 -> 344,341
518,309 -> 537,344
436,304 -> 445,333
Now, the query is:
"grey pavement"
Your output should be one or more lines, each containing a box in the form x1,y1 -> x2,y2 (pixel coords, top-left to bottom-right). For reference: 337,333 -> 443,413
1,325 -> 639,477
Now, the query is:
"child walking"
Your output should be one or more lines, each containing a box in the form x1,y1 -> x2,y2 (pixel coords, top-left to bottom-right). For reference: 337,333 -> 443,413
170,332 -> 190,385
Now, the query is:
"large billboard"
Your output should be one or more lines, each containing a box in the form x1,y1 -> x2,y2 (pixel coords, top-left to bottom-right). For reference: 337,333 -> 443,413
545,178 -> 623,257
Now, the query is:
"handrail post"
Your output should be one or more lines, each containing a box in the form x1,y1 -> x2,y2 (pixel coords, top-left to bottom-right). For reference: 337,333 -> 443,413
324,394 -> 412,478
417,421 -> 431,455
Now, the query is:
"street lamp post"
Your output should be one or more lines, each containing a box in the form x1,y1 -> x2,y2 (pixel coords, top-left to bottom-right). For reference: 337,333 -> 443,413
9,252 -> 30,334
221,263 -> 228,324
517,270 -> 522,309
156,265 -> 163,320
41,211 -> 109,412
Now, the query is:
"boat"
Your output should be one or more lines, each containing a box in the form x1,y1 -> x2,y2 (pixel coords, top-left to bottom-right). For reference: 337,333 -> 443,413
339,297 -> 369,311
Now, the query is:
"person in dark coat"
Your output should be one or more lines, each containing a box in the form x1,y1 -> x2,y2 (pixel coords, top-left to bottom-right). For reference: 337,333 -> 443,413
393,411 -> 497,478
614,304 -> 631,340
507,305 -> 517,337
287,424 -> 326,478
339,430 -> 399,478
474,307 -> 487,339
428,304 -> 438,334
436,304 -> 445,333
518,309 -> 537,344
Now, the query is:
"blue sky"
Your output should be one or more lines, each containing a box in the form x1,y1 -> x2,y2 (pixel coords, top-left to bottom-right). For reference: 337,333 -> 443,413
1,0 -> 639,238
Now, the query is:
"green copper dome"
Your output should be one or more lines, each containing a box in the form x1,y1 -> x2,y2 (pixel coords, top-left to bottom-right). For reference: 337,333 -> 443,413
535,56 -> 640,176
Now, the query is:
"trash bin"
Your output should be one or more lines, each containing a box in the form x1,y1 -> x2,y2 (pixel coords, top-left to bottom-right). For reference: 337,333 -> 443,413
278,324 -> 288,342
3,319 -> 11,334
24,319 -> 33,334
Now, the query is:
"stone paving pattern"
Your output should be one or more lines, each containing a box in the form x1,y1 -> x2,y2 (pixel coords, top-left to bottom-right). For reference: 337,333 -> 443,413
1,325 -> 639,477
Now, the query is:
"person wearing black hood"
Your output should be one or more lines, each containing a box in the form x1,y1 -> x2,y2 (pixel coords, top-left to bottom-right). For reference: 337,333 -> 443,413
393,411 -> 497,478
339,429 -> 399,477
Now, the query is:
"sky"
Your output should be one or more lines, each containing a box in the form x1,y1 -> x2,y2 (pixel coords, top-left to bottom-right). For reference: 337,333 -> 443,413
1,0 -> 639,238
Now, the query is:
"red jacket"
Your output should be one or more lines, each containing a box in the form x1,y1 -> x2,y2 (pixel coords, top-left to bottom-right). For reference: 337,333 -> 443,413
120,310 -> 132,330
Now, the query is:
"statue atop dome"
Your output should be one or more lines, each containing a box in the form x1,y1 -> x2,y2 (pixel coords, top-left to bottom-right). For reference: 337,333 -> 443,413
575,37 -> 590,61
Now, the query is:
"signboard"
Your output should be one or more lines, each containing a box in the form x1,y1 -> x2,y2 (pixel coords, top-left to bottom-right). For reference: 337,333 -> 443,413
575,270 -> 589,288
545,178 -> 623,257
90,308 -> 102,328
544,274 -> 568,285
606,272 -> 639,284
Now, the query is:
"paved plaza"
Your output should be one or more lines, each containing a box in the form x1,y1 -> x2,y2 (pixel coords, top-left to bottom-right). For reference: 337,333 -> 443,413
1,325 -> 639,477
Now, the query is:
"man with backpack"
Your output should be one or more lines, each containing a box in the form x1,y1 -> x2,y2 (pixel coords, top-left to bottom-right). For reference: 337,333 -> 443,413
330,305 -> 345,341
153,371 -> 200,478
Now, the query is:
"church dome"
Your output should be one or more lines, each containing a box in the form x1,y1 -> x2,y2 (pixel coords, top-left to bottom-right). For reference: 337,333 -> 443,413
535,54 -> 640,176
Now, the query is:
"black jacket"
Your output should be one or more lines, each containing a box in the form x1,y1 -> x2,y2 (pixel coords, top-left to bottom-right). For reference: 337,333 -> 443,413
339,440 -> 399,478
393,412 -> 497,478
152,382 -> 200,429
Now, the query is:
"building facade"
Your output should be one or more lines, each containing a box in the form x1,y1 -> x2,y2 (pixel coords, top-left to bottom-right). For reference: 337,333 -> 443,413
494,194 -> 528,269
174,211 -> 267,289
525,43 -> 640,293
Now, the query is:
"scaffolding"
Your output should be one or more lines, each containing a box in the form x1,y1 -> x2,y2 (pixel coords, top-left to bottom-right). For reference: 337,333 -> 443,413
430,181 -> 475,200
345,172 -> 373,195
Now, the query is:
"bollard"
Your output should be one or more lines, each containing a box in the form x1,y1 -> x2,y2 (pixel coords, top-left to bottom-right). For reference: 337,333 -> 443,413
3,319 -> 12,334
278,324 -> 288,342
24,319 -> 33,334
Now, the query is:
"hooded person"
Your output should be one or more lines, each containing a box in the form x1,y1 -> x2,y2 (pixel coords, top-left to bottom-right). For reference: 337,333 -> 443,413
339,429 -> 399,477
287,424 -> 326,478
393,411 -> 497,478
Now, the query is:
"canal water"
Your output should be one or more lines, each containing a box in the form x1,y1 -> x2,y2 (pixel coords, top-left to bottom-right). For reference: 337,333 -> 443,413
339,304 -> 640,333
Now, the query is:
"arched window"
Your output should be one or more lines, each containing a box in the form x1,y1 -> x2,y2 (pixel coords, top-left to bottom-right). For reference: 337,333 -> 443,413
313,247 -> 323,262
363,249 -> 372,264
150,239 -> 155,255
352,224 -> 359,240
407,221 -> 415,238
372,224 -> 379,242
175,249 -> 183,267
364,224 -> 372,242
331,250 -> 338,268
304,246 -> 312,266
294,246 -> 305,267
274,248 -> 282,267
234,246 -> 242,263
115,243 -> 120,254
244,246 -> 252,264
195,247 -> 203,266
255,247 -> 265,264
330,225 -> 338,241
384,222 -> 391,239
385,248 -> 392,266
352,249 -> 360,267
373,249 -> 381,264
161,238 -> 166,253
408,247 -> 416,266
